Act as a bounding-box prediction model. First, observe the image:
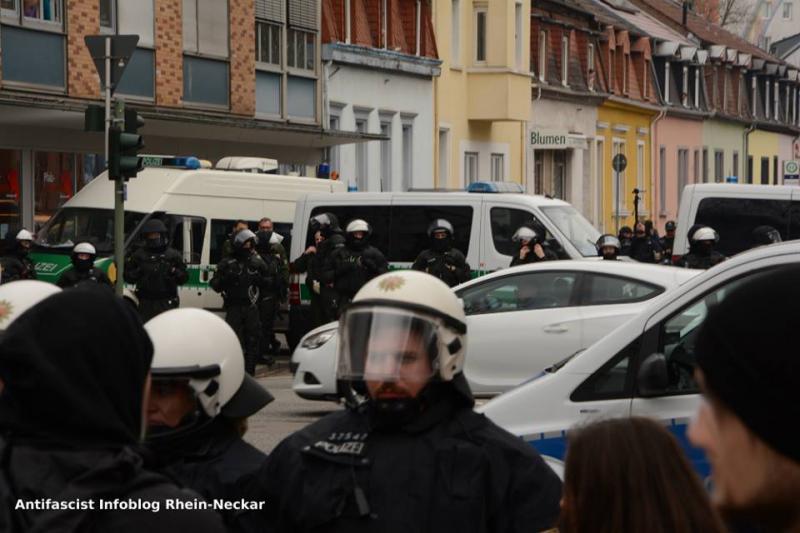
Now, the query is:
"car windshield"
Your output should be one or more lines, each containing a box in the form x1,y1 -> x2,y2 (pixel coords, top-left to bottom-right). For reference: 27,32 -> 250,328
35,207 -> 147,254
540,205 -> 601,257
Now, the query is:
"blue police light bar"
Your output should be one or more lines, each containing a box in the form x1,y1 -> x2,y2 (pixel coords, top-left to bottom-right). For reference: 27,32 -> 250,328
141,155 -> 201,169
467,181 -> 524,193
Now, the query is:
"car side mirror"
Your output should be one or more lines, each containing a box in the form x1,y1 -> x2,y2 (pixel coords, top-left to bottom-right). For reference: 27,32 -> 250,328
637,353 -> 670,398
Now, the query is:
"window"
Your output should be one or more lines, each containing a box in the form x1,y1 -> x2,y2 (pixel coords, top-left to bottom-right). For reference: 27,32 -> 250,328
325,114 -> 341,174
287,76 -> 316,119
538,31 -> 547,82
402,123 -> 413,191
355,119 -> 368,191
587,43 -> 595,91
695,197 -> 789,256
460,271 -> 578,315
490,153 -> 504,181
514,3 -> 523,70
40,208 -> 145,253
438,128 -> 450,185
571,337 -> 640,401
760,156 -> 769,185
693,149 -> 700,184
116,48 -> 156,99
184,56 -> 229,106
99,0 -> 115,31
561,35 -> 569,86
31,152 -> 103,227
16,0 -> 62,22
119,0 -> 155,47
702,148 -> 709,182
256,71 -> 282,115
390,205 -> 473,261
582,274 -> 663,305
0,149 -> 22,240
288,28 -> 315,71
612,139 -> 626,217
622,54 -> 628,94
465,152 -> 479,185
682,65 -> 689,106
784,2 -> 793,20
659,146 -> 666,214
763,1 -> 771,17
553,150 -> 567,200
474,7 -> 487,63
774,155 -> 779,185
664,62 -> 670,102
451,0 -> 460,64
490,207 -> 548,256
732,151 -> 739,180
308,206 -> 390,255
540,205 -> 600,257
183,0 -> 229,57
167,215 -> 206,264
747,155 -> 754,184
256,21 -> 282,65
637,142 -> 645,212
534,150 -> 544,194
380,121 -> 392,192
714,150 -> 724,183
595,138 -> 604,224
694,66 -> 700,108
0,26 -> 65,88
678,149 -> 689,202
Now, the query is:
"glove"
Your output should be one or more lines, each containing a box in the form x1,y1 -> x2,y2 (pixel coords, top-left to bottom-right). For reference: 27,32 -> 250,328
312,280 -> 321,294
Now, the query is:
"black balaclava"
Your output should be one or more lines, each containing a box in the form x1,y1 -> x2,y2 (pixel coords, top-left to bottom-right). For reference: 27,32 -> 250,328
255,230 -> 273,254
696,265 -> 800,465
72,254 -> 94,273
431,234 -> 452,253
0,285 -> 153,446
347,232 -> 368,251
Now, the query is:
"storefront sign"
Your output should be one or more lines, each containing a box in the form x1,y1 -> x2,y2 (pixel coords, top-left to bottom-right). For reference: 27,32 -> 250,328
784,160 -> 799,185
529,129 -> 587,150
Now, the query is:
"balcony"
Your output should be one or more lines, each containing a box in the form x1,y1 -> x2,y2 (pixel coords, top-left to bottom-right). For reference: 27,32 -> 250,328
466,70 -> 530,122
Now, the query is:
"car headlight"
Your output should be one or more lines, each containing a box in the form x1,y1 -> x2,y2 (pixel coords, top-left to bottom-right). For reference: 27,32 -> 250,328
300,329 -> 336,350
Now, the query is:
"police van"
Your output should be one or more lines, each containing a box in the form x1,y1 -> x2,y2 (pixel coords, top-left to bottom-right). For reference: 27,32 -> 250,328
288,182 -> 602,346
672,183 -> 800,263
31,156 -> 346,318
479,240 -> 800,479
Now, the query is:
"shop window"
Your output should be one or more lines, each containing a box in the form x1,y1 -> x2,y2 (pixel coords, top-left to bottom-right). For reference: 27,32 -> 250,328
380,122 -> 392,192
33,152 -> 73,228
0,149 -> 22,241
0,26 -> 65,88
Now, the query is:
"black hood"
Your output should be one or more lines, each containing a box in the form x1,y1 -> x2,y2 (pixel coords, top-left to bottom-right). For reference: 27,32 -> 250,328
0,286 -> 153,446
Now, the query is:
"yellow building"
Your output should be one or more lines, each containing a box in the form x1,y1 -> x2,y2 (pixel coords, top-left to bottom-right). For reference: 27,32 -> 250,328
433,0 -> 531,188
596,100 -> 656,233
748,130 -> 781,185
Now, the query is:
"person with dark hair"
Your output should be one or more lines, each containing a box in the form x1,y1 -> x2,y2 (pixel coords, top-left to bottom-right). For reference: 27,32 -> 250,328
412,219 -> 471,287
241,271 -> 562,533
560,417 -> 725,533
751,225 -> 782,248
628,222 -> 659,263
124,218 -> 188,321
659,220 -> 677,264
221,220 -> 251,259
617,226 -> 633,256
308,213 -> 346,323
57,242 -> 112,289
509,225 -> 557,266
689,265 -> 800,532
676,225 -> 726,269
0,287 -> 225,533
0,229 -> 36,284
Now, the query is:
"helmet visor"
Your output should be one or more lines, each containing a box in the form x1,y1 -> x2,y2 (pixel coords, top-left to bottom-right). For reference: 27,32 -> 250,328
338,306 -> 439,384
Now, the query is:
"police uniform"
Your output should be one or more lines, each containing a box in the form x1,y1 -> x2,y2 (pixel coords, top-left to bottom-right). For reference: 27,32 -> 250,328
412,219 -> 470,288
0,233 -> 36,284
255,230 -> 289,360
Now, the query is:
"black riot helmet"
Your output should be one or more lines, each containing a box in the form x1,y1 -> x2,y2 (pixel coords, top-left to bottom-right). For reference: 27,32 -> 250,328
427,219 -> 454,252
141,219 -> 168,251
751,225 -> 782,247
596,234 -> 621,260
665,220 -> 677,233
618,226 -> 633,240
310,212 -> 340,238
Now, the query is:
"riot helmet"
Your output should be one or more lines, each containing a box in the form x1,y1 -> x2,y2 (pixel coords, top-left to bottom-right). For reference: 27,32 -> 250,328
512,226 -> 539,246
233,229 -> 257,259
141,219 -> 168,252
427,219 -> 454,253
346,219 -> 371,251
751,225 -> 782,247
596,234 -> 621,260
310,212 -> 340,238
71,242 -> 97,273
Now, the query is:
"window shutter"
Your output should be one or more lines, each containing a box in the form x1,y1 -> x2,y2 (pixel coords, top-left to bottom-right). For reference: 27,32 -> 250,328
288,0 -> 317,30
256,0 -> 284,23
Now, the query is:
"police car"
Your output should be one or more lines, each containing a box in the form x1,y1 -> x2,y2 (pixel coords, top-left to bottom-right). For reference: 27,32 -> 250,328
479,240 -> 800,479
291,260 -> 699,400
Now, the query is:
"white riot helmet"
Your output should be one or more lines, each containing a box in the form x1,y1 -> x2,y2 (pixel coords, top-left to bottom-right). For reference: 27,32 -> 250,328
73,242 -> 96,255
0,281 -> 61,335
427,219 -> 454,238
337,271 -> 467,391
144,308 -> 273,426
346,219 -> 371,235
691,226 -> 719,243
512,226 -> 539,244
15,229 -> 33,242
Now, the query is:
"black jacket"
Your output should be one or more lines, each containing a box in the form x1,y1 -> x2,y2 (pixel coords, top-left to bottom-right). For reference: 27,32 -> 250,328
0,286 -> 225,533
0,250 -> 36,284
210,252 -> 271,306
323,244 -> 388,299
242,382 -> 562,533
149,419 -> 268,529
677,250 -> 726,269
124,245 -> 188,299
57,267 -> 112,289
509,245 -> 558,267
628,237 -> 657,263
412,248 -> 471,287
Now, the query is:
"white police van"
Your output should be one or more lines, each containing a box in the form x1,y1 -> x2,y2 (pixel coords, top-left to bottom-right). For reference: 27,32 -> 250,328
479,240 -> 800,479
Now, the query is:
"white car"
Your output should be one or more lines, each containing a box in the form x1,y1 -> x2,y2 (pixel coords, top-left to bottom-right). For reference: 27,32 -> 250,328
290,260 -> 699,400
479,241 -> 800,479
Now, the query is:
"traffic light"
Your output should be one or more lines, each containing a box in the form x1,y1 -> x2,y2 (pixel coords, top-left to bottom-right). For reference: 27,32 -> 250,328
108,108 -> 145,180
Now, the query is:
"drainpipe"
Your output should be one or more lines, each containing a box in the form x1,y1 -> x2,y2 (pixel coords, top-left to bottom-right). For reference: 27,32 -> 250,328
650,108 -> 666,225
743,122 -> 756,183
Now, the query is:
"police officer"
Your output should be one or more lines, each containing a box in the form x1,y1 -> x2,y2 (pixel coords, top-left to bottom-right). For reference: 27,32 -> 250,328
221,220 -> 250,259
292,230 -> 326,329
255,228 -> 287,365
323,219 -> 388,317
509,226 -> 557,266
659,220 -> 677,263
676,225 -> 726,269
618,226 -> 633,256
751,225 -> 782,248
310,213 -> 346,323
0,229 -> 36,284
0,287 -> 226,533
145,308 -> 274,529
242,271 -> 562,532
629,222 -> 659,263
596,234 -> 622,260
412,219 -> 470,287
57,242 -> 112,289
258,217 -> 288,266
210,229 -> 270,375
124,219 -> 188,321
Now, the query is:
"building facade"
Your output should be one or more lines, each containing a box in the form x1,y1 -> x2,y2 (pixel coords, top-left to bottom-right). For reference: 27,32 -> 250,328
321,0 -> 441,192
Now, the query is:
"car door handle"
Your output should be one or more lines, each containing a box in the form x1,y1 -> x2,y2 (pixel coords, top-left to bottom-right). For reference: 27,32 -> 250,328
543,324 -> 568,333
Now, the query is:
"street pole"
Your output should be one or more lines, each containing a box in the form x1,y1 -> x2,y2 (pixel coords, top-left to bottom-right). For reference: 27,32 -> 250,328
104,36 -> 125,297
633,188 -> 640,223
615,170 -> 620,234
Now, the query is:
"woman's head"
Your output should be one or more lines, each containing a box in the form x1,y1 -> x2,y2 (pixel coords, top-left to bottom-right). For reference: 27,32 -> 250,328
560,417 -> 723,533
